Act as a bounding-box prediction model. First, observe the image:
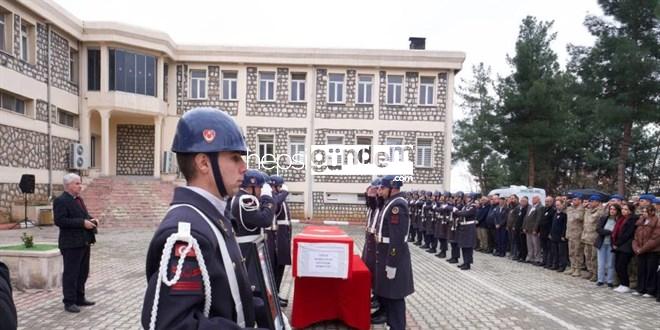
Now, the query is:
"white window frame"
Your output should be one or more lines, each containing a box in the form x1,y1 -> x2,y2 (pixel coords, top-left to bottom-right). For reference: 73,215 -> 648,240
326,135 -> 344,166
416,138 -> 433,168
290,72 -> 306,102
221,71 -> 238,100
20,22 -> 29,62
258,71 -> 276,102
419,76 -> 435,106
386,75 -> 403,105
288,135 -> 306,164
189,69 -> 207,100
57,108 -> 78,128
257,134 -> 276,169
357,74 -> 373,105
0,11 -> 9,54
385,137 -> 405,162
327,73 -> 345,104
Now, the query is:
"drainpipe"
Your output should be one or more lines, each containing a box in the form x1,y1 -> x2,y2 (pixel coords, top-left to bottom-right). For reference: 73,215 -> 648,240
306,66 -> 315,221
47,23 -> 53,200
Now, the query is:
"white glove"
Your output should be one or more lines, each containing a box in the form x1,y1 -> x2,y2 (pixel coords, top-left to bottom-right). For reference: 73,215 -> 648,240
386,266 -> 396,280
261,182 -> 272,197
280,184 -> 289,192
452,207 -> 459,213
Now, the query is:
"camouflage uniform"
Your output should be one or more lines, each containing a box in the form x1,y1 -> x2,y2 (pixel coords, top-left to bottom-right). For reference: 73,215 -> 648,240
565,204 -> 585,276
581,205 -> 605,280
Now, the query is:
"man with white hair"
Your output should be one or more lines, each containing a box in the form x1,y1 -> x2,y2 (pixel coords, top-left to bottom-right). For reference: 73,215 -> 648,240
53,173 -> 99,313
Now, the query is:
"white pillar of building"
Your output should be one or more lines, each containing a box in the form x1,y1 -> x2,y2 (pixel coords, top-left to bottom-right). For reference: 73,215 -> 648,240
100,45 -> 109,93
157,56 -> 165,101
99,109 -> 111,176
153,116 -> 162,178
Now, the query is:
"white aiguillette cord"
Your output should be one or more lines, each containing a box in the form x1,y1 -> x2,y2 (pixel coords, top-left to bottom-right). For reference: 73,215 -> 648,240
149,221 -> 212,330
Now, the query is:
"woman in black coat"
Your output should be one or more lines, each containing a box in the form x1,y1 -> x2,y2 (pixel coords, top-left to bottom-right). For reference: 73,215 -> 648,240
612,203 -> 638,293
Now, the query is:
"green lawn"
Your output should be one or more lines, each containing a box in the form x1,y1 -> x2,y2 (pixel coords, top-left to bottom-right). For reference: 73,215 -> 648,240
0,244 -> 58,251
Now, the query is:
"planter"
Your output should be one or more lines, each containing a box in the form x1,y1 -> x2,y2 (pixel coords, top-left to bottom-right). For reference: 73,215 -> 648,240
0,244 -> 61,290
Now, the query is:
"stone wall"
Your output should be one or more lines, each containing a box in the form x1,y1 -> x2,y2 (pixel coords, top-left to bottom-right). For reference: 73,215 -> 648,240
176,64 -> 239,115
378,71 -> 446,122
0,183 -> 63,223
378,130 -> 444,185
315,68 -> 374,119
245,126 -> 306,182
311,192 -> 367,223
245,67 -> 306,118
0,16 -> 78,96
116,125 -> 154,176
313,128 -> 373,183
288,202 -> 305,220
0,124 -> 74,170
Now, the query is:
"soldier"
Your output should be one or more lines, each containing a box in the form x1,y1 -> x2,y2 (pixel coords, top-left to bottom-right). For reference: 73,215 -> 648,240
372,175 -> 414,330
419,191 -> 433,248
362,178 -> 381,310
446,192 -> 464,263
269,175 -> 292,306
425,191 -> 441,253
565,193 -> 586,276
407,191 -> 417,243
414,191 -> 425,246
434,192 -> 452,258
454,193 -> 478,270
141,107 -> 263,329
581,195 -> 606,281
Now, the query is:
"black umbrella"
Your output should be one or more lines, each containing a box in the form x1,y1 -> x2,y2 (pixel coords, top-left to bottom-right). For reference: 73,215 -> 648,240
566,188 -> 610,202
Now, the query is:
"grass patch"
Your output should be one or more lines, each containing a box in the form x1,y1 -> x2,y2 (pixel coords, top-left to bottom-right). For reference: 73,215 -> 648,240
0,244 -> 58,251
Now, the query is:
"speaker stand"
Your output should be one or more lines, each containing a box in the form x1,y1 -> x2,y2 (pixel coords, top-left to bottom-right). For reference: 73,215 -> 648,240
10,193 -> 41,230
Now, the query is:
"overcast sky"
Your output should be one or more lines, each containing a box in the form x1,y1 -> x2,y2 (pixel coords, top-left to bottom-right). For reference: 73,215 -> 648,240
54,0 -> 605,191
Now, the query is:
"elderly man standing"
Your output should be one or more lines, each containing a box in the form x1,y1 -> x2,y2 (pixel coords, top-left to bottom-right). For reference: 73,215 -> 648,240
53,173 -> 98,313
523,196 -> 544,265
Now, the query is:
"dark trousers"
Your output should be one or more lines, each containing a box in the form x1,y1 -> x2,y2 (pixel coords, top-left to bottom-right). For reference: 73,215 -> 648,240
517,233 -> 528,260
429,235 -> 438,249
541,235 -> 551,265
438,238 -> 448,252
61,246 -> 90,306
495,227 -> 507,255
637,253 -> 659,295
487,228 -> 496,251
510,230 -> 520,258
415,229 -> 424,244
381,297 -> 406,330
461,248 -> 474,264
549,240 -> 568,269
450,242 -> 461,259
408,225 -> 416,241
275,265 -> 286,292
614,251 -> 634,287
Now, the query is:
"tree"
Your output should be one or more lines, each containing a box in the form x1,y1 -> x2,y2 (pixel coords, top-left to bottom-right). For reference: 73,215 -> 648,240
568,0 -> 660,195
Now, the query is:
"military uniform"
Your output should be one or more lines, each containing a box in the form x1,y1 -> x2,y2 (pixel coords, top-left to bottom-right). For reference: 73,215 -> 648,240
447,201 -> 463,263
374,192 -> 414,330
581,203 -> 605,280
413,196 -> 425,245
407,193 -> 417,242
272,189 -> 292,290
141,187 -> 259,329
565,203 -> 586,276
455,201 -> 478,269
362,197 -> 380,277
421,194 -> 434,249
434,196 -> 451,258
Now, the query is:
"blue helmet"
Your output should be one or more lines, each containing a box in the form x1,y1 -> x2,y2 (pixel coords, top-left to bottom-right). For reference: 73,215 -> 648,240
172,107 -> 248,155
370,178 -> 381,188
455,191 -> 464,198
433,190 -> 441,197
425,191 -> 433,197
270,175 -> 285,186
241,169 -> 265,188
443,191 -> 452,198
380,175 -> 403,189
261,172 -> 271,184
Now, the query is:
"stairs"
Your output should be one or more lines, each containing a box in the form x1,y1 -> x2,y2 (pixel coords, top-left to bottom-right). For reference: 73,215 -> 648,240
81,176 -> 176,228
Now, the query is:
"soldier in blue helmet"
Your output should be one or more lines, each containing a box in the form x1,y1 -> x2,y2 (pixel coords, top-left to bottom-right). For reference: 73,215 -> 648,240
426,191 -> 442,254
363,178 -> 382,311
267,175 -> 292,306
453,193 -> 479,270
372,175 -> 414,330
141,107 -> 266,329
446,191 -> 464,264
413,191 -> 426,246
407,190 -> 418,243
420,191 -> 434,249
435,192 -> 452,258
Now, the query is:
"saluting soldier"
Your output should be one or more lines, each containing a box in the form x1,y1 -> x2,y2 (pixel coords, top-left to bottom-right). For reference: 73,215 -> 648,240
454,193 -> 479,270
372,175 -> 414,330
426,191 -> 441,253
420,191 -> 434,249
446,192 -> 464,263
268,175 -> 291,306
435,192 -> 452,258
407,190 -> 418,242
414,191 -> 425,246
362,179 -> 381,281
141,107 -> 263,329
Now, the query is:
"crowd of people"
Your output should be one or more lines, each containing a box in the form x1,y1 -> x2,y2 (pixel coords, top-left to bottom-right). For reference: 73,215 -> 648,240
398,189 -> 660,301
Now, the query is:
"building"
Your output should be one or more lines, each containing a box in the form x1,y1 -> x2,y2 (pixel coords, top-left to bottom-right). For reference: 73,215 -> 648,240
0,0 -> 464,223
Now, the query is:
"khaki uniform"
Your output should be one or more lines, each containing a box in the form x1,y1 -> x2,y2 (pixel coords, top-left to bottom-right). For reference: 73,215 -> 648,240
565,205 -> 585,276
581,205 -> 606,280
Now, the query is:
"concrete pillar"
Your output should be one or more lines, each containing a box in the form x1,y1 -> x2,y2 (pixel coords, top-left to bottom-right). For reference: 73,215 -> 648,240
100,109 -> 111,176
444,71 -> 454,191
100,45 -> 109,93
157,56 -> 165,101
153,116 -> 162,178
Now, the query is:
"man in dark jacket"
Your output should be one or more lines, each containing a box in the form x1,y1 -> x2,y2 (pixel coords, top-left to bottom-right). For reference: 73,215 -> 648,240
0,261 -> 17,330
53,173 -> 98,313
540,197 -> 556,267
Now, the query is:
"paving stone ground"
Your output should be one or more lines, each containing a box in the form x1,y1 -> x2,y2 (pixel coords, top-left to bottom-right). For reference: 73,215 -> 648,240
2,224 -> 659,329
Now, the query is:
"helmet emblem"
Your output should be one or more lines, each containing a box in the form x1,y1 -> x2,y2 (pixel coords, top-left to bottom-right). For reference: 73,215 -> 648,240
202,129 -> 216,143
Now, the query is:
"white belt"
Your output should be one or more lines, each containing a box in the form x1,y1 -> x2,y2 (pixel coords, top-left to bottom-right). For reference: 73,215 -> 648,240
461,220 -> 477,225
276,220 -> 290,226
236,234 -> 263,244
378,236 -> 390,244
367,228 -> 376,234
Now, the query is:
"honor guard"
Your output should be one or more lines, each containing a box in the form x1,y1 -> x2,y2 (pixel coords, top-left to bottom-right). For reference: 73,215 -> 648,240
268,175 -> 292,307
420,191 -> 433,248
413,191 -> 425,246
426,191 -> 441,253
372,175 -> 414,330
447,191 -> 464,263
407,191 -> 418,242
362,179 -> 382,310
141,107 -> 264,330
453,193 -> 479,270
435,192 -> 452,258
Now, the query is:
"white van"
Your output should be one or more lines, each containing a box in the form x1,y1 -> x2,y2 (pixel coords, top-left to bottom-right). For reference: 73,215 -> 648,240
487,185 -> 546,202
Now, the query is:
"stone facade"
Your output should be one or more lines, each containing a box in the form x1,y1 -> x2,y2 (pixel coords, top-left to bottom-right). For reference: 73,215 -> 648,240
378,71 -> 447,122
0,124 -> 74,170
312,192 -> 367,223
245,67 -> 306,118
245,126 -> 306,182
313,128 -> 373,184
0,183 -> 63,222
176,65 -> 239,115
116,125 -> 154,176
315,69 -> 374,119
288,202 -> 305,220
0,16 -> 78,96
378,130 -> 445,185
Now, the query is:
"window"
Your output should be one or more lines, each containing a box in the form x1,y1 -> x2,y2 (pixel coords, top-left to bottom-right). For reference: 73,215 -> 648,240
108,49 -> 157,96
0,91 -> 26,115
0,11 -> 8,52
57,109 -> 77,128
258,135 -> 275,174
289,136 -> 306,163
163,63 -> 169,101
222,71 -> 237,100
357,75 -> 373,104
416,139 -> 432,167
387,75 -> 403,104
357,136 -> 372,164
328,73 -> 344,103
20,22 -> 29,62
327,136 -> 343,145
290,73 -> 306,102
90,135 -> 97,168
69,49 -> 78,84
87,49 -> 100,91
259,72 -> 275,101
419,76 -> 435,105
386,137 -> 404,161
190,70 -> 206,99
